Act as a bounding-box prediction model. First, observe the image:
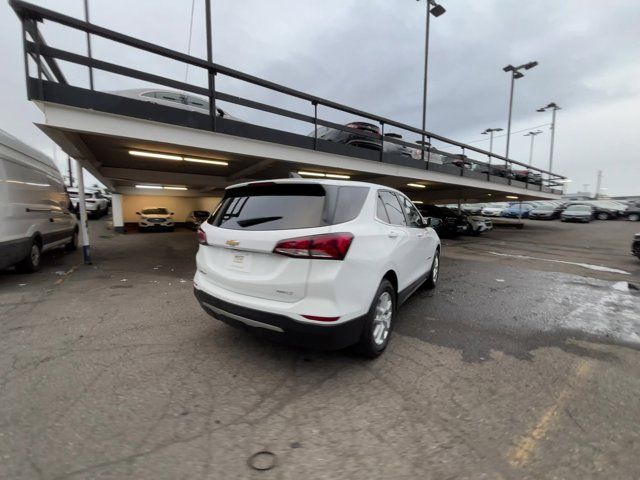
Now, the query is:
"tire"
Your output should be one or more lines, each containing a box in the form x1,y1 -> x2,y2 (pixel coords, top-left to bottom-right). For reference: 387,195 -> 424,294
355,279 -> 396,358
596,212 -> 610,220
16,238 -> 42,273
628,214 -> 639,222
425,250 -> 440,290
65,229 -> 78,251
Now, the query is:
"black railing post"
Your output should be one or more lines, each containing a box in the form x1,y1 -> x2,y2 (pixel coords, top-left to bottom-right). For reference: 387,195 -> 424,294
460,147 -> 465,176
83,0 -> 94,90
31,20 -> 44,100
313,101 -> 318,150
21,20 -> 30,87
487,154 -> 491,181
379,122 -> 384,162
205,0 -> 216,131
426,136 -> 431,169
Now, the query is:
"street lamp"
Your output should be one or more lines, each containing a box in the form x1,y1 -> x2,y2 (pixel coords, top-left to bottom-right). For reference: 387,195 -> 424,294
481,127 -> 503,154
503,61 -> 538,160
524,130 -> 543,166
418,0 -> 446,159
537,102 -> 561,173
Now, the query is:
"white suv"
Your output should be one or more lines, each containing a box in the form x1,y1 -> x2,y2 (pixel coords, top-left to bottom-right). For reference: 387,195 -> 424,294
194,179 -> 441,356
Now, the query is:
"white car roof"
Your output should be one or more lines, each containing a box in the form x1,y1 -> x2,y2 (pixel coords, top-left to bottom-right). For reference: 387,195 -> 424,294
227,178 -> 403,193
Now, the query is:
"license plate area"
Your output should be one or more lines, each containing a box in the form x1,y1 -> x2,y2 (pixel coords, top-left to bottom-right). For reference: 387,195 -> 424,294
226,251 -> 253,272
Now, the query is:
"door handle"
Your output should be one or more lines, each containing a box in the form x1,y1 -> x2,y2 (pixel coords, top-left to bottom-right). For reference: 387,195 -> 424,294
388,231 -> 399,238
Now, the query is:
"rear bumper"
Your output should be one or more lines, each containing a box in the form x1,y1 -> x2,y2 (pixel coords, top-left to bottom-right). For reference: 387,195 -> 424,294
194,288 -> 366,350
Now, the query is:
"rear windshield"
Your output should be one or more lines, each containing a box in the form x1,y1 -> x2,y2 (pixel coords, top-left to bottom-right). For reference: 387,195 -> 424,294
209,183 -> 369,230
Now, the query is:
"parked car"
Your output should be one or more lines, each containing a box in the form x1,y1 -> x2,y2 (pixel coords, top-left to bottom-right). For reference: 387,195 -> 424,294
194,179 -> 441,357
565,201 -> 619,220
382,133 -> 413,158
513,169 -> 542,185
529,204 -> 561,220
465,216 -> 493,236
186,210 -> 210,230
0,128 -> 78,272
111,88 -> 242,121
461,203 -> 486,215
625,205 -> 640,222
137,207 -> 175,231
67,187 -> 109,218
561,204 -> 594,223
310,122 -> 382,152
417,205 -> 467,237
481,202 -> 510,217
632,233 -> 640,259
502,203 -> 535,218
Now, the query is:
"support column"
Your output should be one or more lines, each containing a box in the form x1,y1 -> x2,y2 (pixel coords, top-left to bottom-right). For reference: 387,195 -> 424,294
75,160 -> 92,265
111,193 -> 125,233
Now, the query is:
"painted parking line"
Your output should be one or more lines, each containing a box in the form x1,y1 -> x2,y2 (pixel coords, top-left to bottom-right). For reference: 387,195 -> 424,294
488,251 -> 631,275
507,359 -> 592,468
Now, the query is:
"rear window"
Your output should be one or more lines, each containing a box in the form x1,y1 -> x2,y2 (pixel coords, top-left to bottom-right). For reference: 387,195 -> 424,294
209,183 -> 368,231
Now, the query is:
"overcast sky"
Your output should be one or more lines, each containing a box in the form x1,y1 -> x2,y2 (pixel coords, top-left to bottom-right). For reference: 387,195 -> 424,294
1,0 -> 639,195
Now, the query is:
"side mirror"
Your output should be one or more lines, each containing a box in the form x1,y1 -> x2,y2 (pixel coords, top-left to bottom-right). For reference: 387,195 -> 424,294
135,211 -> 140,215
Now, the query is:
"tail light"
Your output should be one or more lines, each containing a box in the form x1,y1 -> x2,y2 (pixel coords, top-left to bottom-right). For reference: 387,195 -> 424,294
197,228 -> 208,245
273,233 -> 353,260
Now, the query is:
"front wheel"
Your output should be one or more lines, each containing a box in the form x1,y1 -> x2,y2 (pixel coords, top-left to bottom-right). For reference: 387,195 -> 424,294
424,250 -> 440,290
628,213 -> 639,222
596,212 -> 610,220
65,229 -> 78,251
356,279 -> 396,358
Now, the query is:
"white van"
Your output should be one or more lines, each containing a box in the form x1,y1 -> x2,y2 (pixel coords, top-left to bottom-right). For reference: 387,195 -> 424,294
0,129 -> 78,272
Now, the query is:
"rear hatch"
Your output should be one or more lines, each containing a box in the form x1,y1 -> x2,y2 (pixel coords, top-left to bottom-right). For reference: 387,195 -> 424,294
198,181 -> 369,303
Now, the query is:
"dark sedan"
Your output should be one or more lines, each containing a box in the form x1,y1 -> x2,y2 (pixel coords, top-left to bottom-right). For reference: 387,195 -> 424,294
418,205 -> 467,237
561,204 -> 593,223
311,122 -> 381,151
529,204 -> 561,220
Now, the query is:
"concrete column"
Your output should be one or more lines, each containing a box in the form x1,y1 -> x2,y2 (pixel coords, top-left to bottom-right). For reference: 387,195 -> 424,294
75,160 -> 92,264
111,193 -> 125,233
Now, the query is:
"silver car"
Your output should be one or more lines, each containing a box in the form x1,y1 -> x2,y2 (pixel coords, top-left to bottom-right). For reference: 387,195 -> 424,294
110,89 -> 242,121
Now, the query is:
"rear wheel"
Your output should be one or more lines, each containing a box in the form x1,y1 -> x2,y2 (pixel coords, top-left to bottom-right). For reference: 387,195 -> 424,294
628,213 -> 639,222
596,212 -> 610,220
16,239 -> 42,273
424,250 -> 440,290
356,279 -> 395,358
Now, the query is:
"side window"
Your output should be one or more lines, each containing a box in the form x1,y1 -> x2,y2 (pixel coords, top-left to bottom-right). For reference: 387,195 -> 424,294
376,195 -> 390,223
378,191 -> 406,226
399,195 -> 424,228
187,96 -> 208,109
156,92 -> 187,104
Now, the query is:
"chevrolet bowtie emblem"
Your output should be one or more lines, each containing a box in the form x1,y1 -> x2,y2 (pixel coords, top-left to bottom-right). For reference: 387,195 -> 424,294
225,239 -> 240,247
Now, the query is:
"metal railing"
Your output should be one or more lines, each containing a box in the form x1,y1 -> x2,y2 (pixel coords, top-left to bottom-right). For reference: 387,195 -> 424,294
11,0 -> 566,193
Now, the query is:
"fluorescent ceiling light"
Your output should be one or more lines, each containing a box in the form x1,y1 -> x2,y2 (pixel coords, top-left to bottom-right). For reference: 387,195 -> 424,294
325,173 -> 351,179
184,157 -> 228,166
412,200 -> 424,204
129,150 -> 182,161
164,186 -> 188,191
135,185 -> 163,189
407,183 -> 426,189
506,195 -> 519,199
298,171 -> 326,177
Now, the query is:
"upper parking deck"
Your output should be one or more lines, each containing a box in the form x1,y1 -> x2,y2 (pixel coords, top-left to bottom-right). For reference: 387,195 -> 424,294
10,0 -> 566,202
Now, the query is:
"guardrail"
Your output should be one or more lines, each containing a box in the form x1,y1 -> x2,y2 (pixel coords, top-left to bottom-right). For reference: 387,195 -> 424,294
10,0 -> 566,194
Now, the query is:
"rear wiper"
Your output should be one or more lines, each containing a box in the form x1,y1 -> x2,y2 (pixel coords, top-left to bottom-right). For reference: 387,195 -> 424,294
236,216 -> 283,227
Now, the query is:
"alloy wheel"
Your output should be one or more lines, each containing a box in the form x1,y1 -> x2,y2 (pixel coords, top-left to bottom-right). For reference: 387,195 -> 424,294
372,291 -> 393,346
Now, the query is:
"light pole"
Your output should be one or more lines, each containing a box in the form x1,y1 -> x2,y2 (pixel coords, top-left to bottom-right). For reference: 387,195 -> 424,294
481,127 -> 503,154
524,130 -> 543,166
537,102 -> 561,173
418,0 -> 446,159
503,61 -> 538,160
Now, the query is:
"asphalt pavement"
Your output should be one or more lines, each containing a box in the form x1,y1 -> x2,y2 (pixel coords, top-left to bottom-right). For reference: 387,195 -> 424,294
0,218 -> 639,479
